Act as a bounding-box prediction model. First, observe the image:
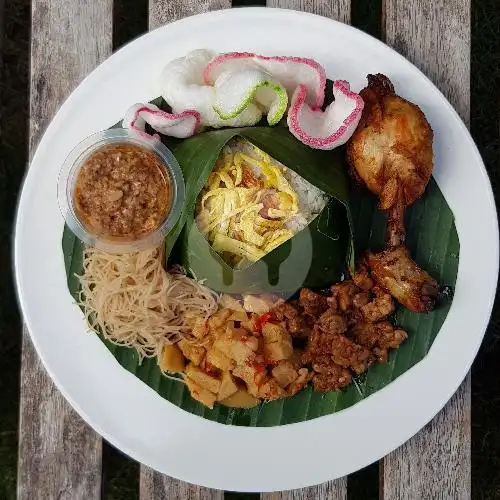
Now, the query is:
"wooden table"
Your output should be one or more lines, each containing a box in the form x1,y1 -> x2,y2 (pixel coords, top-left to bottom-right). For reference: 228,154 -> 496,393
19,0 -> 471,498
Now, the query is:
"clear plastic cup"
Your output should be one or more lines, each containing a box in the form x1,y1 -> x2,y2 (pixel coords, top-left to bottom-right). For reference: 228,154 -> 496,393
57,128 -> 185,253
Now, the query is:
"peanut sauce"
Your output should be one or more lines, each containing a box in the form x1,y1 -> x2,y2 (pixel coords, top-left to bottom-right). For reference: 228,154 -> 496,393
73,143 -> 171,240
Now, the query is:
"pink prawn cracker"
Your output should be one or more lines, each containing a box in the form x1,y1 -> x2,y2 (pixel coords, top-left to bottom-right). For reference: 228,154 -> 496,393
287,80 -> 364,150
204,52 -> 327,109
122,103 -> 200,139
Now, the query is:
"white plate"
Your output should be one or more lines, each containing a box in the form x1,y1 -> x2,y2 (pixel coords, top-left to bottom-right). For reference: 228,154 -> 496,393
14,7 -> 498,492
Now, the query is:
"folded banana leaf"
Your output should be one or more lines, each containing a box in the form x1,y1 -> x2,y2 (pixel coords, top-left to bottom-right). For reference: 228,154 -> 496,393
168,126 -> 351,293
61,95 -> 459,426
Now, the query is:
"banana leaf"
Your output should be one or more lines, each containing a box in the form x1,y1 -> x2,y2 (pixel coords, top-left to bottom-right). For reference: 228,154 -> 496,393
61,96 -> 459,426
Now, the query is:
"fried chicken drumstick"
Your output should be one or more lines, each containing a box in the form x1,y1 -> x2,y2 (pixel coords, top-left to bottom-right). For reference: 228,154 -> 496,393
347,74 -> 438,313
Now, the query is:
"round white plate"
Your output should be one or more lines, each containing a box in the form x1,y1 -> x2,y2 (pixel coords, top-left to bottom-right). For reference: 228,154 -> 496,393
15,7 -> 498,492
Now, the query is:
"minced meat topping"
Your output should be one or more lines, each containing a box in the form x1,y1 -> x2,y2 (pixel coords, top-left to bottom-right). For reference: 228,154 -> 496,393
73,143 -> 171,239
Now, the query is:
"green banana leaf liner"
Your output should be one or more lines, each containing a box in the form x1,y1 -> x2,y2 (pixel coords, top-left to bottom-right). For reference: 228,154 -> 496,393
62,95 -> 459,426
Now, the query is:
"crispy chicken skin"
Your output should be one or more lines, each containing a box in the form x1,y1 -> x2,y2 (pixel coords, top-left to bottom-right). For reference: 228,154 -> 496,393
366,247 -> 439,313
346,74 -> 434,247
329,281 -> 359,312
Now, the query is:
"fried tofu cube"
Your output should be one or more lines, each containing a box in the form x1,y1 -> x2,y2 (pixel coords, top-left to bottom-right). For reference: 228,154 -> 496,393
160,344 -> 185,373
232,364 -> 266,397
264,340 -> 293,362
220,294 -> 245,312
243,295 -> 272,314
229,310 -> 249,323
185,377 -> 217,409
220,390 -> 260,409
243,335 -> 259,352
258,378 -> 286,400
271,360 -> 298,388
224,323 -> 247,338
217,371 -> 239,401
229,341 -> 256,364
262,323 -> 291,344
287,368 -> 313,396
207,308 -> 232,332
185,364 -> 222,394
191,318 -> 208,339
178,340 -> 206,366
206,348 -> 235,372
240,314 -> 259,333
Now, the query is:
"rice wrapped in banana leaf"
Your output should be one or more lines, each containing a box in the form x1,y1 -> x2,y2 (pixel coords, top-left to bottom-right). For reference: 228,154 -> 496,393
169,126 -> 352,294
195,139 -> 327,269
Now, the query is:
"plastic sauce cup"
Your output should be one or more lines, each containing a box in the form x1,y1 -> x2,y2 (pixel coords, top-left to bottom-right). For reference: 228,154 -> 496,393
57,128 -> 185,253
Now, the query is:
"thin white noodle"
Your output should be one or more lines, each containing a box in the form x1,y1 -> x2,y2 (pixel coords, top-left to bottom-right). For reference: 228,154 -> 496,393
76,246 -> 219,363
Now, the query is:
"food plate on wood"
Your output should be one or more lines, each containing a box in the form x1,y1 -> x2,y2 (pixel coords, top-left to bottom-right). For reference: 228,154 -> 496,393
14,8 -> 498,492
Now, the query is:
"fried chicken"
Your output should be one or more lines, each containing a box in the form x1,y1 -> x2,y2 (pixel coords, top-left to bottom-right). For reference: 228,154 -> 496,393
366,247 -> 438,313
351,260 -> 374,291
346,74 -> 439,312
346,73 -> 433,247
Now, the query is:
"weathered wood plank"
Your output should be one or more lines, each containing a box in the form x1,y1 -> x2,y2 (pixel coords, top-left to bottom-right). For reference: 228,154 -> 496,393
18,1 -> 112,499
381,0 -> 471,498
139,0 -> 231,496
149,0 -> 231,30
262,1 -> 349,499
262,480 -> 348,500
381,377 -> 471,499
140,467 -> 224,499
266,0 -> 350,24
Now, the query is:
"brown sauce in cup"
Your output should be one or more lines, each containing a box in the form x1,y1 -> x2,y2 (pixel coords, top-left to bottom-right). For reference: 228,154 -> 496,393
73,143 -> 171,240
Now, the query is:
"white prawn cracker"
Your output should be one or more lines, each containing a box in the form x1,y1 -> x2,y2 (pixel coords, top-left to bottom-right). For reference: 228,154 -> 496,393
213,68 -> 288,126
160,49 -> 262,129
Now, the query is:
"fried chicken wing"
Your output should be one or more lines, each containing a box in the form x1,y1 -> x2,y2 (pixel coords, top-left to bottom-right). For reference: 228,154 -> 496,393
347,74 -> 434,247
366,247 -> 438,312
347,74 -> 439,312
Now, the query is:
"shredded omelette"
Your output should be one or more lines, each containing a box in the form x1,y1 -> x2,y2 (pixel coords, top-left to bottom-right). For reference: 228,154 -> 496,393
195,140 -> 301,268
